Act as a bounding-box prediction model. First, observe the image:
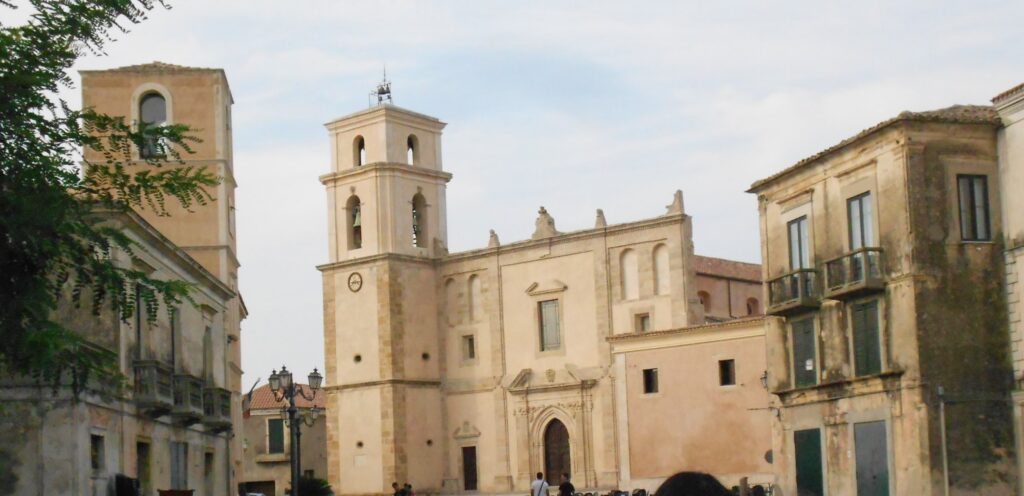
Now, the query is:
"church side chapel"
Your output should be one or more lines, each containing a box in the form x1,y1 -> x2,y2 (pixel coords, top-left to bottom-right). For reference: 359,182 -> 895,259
319,82 -> 773,495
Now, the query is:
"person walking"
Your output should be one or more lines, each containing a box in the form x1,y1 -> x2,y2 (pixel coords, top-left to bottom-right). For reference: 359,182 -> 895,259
532,472 -> 550,496
558,473 -> 575,496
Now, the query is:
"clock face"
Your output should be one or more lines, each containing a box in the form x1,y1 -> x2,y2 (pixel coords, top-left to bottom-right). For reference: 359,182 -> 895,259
348,272 -> 363,293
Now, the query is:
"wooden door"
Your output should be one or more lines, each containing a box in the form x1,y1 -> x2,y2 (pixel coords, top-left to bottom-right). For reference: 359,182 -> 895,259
543,420 -> 571,486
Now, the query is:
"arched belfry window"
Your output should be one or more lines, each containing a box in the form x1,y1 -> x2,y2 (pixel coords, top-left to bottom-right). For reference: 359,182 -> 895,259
620,249 -> 639,300
412,193 -> 427,248
407,134 -> 419,165
698,291 -> 711,314
746,297 -> 760,316
139,92 -> 167,158
354,136 -> 366,167
347,195 -> 362,249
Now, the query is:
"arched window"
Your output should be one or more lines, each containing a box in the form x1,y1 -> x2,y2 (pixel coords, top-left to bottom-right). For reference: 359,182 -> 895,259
653,244 -> 670,295
353,136 -> 366,167
698,291 -> 711,314
346,195 -> 362,249
407,134 -> 419,165
746,297 -> 760,316
468,275 -> 482,321
445,279 -> 458,325
620,249 -> 639,300
412,193 -> 427,248
139,92 -> 167,158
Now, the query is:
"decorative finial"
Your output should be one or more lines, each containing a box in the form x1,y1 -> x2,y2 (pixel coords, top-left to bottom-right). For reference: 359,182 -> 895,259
369,66 -> 393,107
532,206 -> 561,240
595,209 -> 607,228
488,229 -> 500,247
665,190 -> 685,215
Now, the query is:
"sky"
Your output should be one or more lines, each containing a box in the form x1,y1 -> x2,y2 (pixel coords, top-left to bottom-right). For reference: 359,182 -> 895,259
5,0 -> 1023,389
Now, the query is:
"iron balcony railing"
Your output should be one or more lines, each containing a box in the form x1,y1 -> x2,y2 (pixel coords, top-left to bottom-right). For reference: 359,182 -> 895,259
824,247 -> 885,299
766,268 -> 821,316
202,387 -> 233,432
133,360 -> 174,416
172,374 -> 205,424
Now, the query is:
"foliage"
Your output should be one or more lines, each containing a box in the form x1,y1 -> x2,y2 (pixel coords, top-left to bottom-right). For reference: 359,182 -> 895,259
0,0 -> 219,391
288,477 -> 334,496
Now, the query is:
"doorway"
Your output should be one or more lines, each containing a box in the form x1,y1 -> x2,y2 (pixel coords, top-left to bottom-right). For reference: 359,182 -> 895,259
462,446 -> 478,491
543,419 -> 571,486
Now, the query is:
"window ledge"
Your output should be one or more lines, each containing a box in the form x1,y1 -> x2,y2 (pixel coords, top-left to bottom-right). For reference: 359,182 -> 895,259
773,369 -> 905,397
255,453 -> 290,463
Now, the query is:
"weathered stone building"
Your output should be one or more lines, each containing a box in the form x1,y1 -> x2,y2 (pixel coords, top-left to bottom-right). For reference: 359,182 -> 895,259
995,81 -> 1024,496
749,105 -> 1017,495
0,210 -> 238,496
0,62 -> 246,495
241,384 -> 328,496
318,102 -> 771,495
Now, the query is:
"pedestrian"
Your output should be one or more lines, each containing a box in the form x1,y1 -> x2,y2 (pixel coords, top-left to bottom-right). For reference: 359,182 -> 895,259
392,482 -> 403,496
532,472 -> 550,496
558,473 -> 575,496
405,483 -> 415,496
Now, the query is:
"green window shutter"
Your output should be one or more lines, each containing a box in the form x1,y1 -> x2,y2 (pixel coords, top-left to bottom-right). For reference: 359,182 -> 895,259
792,319 -> 817,387
795,429 -> 824,496
853,300 -> 881,376
268,418 -> 285,454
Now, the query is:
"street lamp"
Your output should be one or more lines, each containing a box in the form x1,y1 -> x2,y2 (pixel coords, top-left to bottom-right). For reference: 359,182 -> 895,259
269,365 -> 322,496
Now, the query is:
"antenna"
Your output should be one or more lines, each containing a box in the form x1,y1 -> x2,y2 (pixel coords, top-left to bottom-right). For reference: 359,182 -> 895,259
369,64 -> 393,107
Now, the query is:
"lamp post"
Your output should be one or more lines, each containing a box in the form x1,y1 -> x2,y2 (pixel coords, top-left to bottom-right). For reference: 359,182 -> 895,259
269,365 -> 323,496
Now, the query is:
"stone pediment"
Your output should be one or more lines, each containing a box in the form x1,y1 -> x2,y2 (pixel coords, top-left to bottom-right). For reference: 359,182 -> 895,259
453,420 -> 481,439
504,366 -> 600,394
525,280 -> 568,296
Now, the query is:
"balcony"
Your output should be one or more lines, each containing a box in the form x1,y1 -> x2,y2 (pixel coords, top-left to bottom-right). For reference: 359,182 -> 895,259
134,360 -> 174,417
767,269 -> 821,316
202,387 -> 233,432
172,374 -> 205,425
824,247 -> 885,300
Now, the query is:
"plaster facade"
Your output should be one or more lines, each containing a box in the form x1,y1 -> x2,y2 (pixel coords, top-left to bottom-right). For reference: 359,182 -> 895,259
241,384 -> 329,496
995,82 -> 1024,496
749,105 -> 1016,495
0,211 -> 237,496
319,103 -> 769,496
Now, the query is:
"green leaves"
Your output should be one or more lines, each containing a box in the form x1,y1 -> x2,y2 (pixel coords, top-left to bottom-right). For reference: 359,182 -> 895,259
0,0 -> 217,394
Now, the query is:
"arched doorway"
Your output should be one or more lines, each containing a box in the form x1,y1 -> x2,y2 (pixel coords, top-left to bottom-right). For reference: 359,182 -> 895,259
543,419 -> 571,485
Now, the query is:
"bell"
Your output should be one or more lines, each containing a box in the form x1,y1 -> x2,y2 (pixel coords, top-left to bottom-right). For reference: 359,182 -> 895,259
352,209 -> 361,227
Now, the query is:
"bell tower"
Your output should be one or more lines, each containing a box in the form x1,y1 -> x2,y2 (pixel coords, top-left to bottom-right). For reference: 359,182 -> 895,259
319,92 -> 449,495
322,94 -> 451,262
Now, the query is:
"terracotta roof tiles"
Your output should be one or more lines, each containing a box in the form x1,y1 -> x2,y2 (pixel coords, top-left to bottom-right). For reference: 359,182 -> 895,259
247,383 -> 326,411
693,255 -> 762,282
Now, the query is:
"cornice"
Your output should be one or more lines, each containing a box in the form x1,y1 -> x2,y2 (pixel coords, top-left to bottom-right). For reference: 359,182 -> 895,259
317,252 -> 436,272
320,162 -> 453,185
323,379 -> 442,391
607,317 -> 765,353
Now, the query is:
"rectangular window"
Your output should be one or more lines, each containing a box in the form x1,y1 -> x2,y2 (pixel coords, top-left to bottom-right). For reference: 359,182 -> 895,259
204,452 -> 215,494
852,300 -> 882,376
958,175 -> 991,241
794,429 -> 825,496
718,359 -> 736,386
848,192 -> 875,249
792,318 -> 818,387
462,335 -> 476,361
788,216 -> 811,269
538,300 -> 561,351
170,307 -> 179,368
170,442 -> 188,489
135,288 -> 143,358
268,418 -> 285,454
642,368 -> 659,394
90,434 -> 105,472
855,421 -> 890,496
635,313 -> 651,333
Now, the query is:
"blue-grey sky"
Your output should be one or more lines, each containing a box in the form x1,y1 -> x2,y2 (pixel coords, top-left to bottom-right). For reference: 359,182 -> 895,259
7,0 -> 1022,387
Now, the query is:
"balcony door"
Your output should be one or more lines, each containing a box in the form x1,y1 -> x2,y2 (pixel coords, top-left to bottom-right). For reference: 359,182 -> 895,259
848,193 -> 874,280
788,216 -> 810,270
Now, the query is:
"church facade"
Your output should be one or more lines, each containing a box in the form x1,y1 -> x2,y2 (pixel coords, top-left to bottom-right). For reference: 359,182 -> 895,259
318,103 -> 773,494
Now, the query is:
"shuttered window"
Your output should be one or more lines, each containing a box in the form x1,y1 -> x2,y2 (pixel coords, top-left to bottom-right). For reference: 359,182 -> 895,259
170,442 -> 188,489
852,300 -> 882,376
957,175 -> 990,241
268,418 -> 285,454
792,318 -> 817,387
539,300 -> 561,351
